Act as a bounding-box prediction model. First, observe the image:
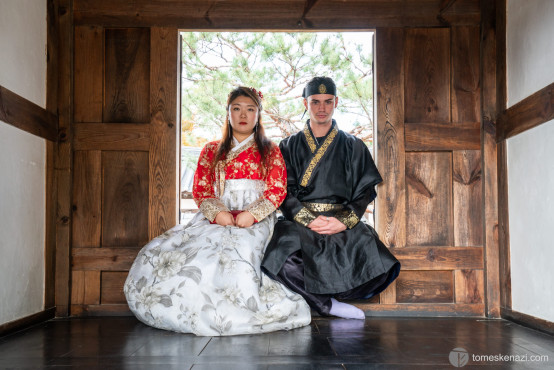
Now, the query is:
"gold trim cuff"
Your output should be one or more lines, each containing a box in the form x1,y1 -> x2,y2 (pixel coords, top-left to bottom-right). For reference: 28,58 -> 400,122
293,207 -> 317,227
335,209 -> 360,229
245,198 -> 276,222
199,198 -> 230,222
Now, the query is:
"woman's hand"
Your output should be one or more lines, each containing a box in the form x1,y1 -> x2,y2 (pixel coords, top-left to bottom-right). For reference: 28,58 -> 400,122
235,211 -> 256,228
215,211 -> 236,226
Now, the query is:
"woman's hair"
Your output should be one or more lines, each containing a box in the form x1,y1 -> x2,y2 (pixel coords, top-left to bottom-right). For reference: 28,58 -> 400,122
214,86 -> 273,172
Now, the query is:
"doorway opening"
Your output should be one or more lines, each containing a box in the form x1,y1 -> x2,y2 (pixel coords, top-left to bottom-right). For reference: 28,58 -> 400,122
179,31 -> 375,224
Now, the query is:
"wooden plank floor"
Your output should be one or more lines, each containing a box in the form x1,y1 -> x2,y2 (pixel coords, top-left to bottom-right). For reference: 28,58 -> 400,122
0,316 -> 552,369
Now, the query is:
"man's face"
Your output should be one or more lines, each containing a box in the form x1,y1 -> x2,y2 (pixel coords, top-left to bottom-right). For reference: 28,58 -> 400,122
304,94 -> 338,126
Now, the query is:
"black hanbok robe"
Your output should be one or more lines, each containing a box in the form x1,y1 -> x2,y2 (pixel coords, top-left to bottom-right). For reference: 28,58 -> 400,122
262,120 -> 400,295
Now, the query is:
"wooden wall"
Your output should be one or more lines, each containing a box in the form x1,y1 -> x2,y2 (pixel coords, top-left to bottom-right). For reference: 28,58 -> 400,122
70,25 -> 178,315
62,0 -> 500,316
373,25 -> 486,316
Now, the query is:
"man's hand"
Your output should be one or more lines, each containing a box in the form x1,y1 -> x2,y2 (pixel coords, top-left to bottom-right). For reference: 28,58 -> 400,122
235,211 -> 256,228
308,215 -> 346,235
215,211 -> 236,226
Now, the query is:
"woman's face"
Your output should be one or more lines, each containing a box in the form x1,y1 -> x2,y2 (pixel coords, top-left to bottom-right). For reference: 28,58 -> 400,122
228,95 -> 259,142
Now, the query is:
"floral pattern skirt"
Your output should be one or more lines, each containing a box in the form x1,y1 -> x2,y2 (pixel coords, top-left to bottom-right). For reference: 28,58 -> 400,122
124,180 -> 311,336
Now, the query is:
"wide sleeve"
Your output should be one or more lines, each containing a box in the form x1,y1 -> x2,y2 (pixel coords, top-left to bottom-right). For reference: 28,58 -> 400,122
245,145 -> 287,222
278,139 -> 317,227
335,139 -> 383,229
192,143 -> 230,222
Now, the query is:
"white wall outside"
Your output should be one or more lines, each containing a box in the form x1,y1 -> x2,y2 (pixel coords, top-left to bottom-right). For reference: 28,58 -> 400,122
506,0 -> 554,322
0,0 -> 47,325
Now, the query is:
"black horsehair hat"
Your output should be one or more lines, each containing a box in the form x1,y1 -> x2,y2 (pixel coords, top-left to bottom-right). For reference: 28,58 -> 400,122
302,76 -> 337,98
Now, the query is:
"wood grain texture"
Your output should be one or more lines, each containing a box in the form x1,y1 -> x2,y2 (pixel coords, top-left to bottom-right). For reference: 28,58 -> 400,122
376,27 -> 406,249
104,28 -> 150,123
396,271 -> 453,303
73,123 -> 150,151
102,151 -> 149,248
393,247 -> 483,270
72,151 -> 102,248
149,28 -> 178,239
498,140 -> 511,309
451,26 -> 481,123
481,0 -> 500,318
73,0 -> 480,28
101,271 -> 128,304
404,28 -> 450,124
455,269 -> 484,304
496,82 -> 554,141
54,0 -> 74,317
74,26 -> 103,122
45,0 -> 58,308
0,85 -> 58,141
404,121 -> 480,151
45,142 -> 56,308
71,270 -> 101,305
378,281 -> 397,305
406,152 -> 453,246
453,150 -> 483,246
357,303 -> 484,317
70,304 -> 132,316
72,247 -> 139,270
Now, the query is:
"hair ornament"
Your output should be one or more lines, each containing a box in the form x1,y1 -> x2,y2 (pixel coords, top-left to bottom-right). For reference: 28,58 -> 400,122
250,87 -> 263,100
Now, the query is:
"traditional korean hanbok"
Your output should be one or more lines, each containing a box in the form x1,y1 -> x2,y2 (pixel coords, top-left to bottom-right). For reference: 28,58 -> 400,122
124,134 -> 311,336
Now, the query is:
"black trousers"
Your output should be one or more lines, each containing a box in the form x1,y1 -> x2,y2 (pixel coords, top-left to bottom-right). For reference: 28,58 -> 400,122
267,250 -> 400,316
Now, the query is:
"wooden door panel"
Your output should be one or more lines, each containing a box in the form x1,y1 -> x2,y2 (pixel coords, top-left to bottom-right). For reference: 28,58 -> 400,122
104,28 -> 150,123
101,271 -> 128,304
452,26 -> 481,124
404,28 -> 450,124
453,150 -> 483,246
101,151 -> 149,248
376,27 -> 484,316
406,152 -> 453,246
396,271 -> 453,303
71,27 -> 177,315
454,269 -> 484,304
72,150 -> 102,248
74,25 -> 103,123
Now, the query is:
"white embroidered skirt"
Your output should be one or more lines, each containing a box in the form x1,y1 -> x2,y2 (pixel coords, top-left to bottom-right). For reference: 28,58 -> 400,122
124,179 -> 311,336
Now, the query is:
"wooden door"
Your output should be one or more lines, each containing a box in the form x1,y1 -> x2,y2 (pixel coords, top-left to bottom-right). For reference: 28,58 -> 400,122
70,26 -> 178,315
373,27 -> 484,316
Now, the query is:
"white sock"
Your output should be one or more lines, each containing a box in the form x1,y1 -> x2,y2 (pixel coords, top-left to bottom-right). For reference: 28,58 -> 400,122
329,298 -> 366,320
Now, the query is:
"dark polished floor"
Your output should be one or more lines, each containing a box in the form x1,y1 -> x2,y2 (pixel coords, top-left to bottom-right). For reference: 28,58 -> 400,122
0,316 -> 553,369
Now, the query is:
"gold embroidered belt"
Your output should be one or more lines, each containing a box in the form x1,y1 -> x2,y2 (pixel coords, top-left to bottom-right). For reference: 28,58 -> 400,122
301,202 -> 344,213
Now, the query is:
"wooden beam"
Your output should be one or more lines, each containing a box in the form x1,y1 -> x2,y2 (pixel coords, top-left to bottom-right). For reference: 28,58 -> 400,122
73,123 -> 150,151
54,0 -> 74,317
149,28 -> 179,239
480,0 -> 501,318
0,85 -> 58,141
404,122 -> 481,151
376,27 -> 406,250
392,247 -> 483,270
496,82 -> 554,142
357,303 -> 484,317
72,247 -> 139,270
497,141 -> 511,310
45,0 -> 59,310
73,0 -> 480,28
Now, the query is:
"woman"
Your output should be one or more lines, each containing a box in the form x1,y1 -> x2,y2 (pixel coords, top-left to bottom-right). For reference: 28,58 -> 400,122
124,87 -> 311,336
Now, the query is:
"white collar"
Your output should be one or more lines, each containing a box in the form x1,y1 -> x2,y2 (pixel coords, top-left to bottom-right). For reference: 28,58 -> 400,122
231,133 -> 255,152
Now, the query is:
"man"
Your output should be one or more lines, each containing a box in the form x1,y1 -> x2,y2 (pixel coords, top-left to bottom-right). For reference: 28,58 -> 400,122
261,77 -> 400,319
